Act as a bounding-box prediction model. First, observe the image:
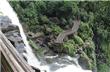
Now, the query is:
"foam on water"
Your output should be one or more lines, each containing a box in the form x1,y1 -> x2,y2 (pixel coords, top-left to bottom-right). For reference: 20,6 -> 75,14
0,0 -> 40,68
0,0 -> 92,72
55,65 -> 92,72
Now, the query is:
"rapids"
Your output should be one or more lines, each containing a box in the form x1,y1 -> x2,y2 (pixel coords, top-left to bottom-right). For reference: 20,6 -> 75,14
0,0 -> 92,72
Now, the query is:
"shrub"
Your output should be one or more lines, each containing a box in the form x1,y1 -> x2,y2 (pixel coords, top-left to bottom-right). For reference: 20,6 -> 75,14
78,22 -> 93,41
39,15 -> 49,24
73,35 -> 84,46
98,63 -> 110,72
29,39 -> 39,50
63,40 -> 77,56
50,23 -> 63,35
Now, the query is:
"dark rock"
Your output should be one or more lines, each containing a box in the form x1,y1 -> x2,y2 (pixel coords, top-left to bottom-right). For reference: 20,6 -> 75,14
49,17 -> 60,24
0,16 -> 26,56
15,42 -> 26,53
0,16 -> 11,27
2,25 -> 18,33
0,16 -> 18,33
50,43 -> 67,54
27,32 -> 35,38
7,35 -> 22,42
31,66 -> 41,72
78,56 -> 90,70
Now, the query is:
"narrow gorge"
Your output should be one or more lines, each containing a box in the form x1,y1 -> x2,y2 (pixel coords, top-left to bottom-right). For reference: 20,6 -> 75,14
0,0 -> 110,72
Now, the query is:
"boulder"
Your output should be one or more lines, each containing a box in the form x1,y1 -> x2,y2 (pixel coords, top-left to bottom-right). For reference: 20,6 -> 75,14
78,55 -> 90,70
15,42 -> 26,53
0,16 -> 26,56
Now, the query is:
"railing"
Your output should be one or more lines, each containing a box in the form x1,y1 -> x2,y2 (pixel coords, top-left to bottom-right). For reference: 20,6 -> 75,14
0,30 -> 35,72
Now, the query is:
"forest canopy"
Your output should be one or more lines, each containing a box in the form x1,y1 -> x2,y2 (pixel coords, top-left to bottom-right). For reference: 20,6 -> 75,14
10,1 -> 110,72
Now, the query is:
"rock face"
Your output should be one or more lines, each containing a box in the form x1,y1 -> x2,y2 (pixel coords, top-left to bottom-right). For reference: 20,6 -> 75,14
0,16 -> 26,56
0,16 -> 11,27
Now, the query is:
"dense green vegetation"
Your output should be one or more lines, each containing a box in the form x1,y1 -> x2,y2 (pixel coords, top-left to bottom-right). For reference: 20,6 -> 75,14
10,1 -> 110,72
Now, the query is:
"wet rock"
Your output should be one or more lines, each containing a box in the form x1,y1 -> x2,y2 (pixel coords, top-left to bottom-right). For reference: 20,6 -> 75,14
78,56 -> 90,70
31,66 -> 41,72
49,63 -> 62,71
2,25 -> 18,33
15,42 -> 26,53
7,35 -> 22,42
50,43 -> 67,54
0,16 -> 11,27
0,16 -> 18,32
0,16 -> 26,56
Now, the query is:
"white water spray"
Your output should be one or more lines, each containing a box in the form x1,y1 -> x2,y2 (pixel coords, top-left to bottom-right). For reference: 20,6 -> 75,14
0,0 -> 40,68
0,0 -> 92,72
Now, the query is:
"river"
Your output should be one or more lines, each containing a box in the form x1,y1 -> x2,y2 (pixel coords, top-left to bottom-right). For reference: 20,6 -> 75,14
0,0 -> 92,72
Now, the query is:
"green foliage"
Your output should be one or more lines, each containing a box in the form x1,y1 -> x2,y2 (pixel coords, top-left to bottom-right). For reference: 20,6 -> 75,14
82,38 -> 96,70
78,22 -> 93,41
98,63 -> 110,72
63,40 -> 77,56
85,38 -> 95,49
61,18 -> 67,25
94,2 -> 110,29
79,9 -> 89,22
29,39 -> 39,50
10,1 -> 39,32
88,12 -> 94,27
50,23 -> 63,35
100,39 -> 110,64
92,6 -> 110,67
97,28 -> 110,41
39,15 -> 50,24
80,51 -> 93,70
73,35 -> 84,45
10,1 -> 110,71
96,28 -> 110,65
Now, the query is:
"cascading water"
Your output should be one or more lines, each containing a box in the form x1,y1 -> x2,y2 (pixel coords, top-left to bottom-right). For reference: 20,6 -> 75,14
0,0 -> 92,72
0,0 -> 40,69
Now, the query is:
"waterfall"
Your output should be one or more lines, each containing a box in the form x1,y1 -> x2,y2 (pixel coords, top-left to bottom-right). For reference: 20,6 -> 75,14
0,0 -> 92,72
0,0 -> 40,68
